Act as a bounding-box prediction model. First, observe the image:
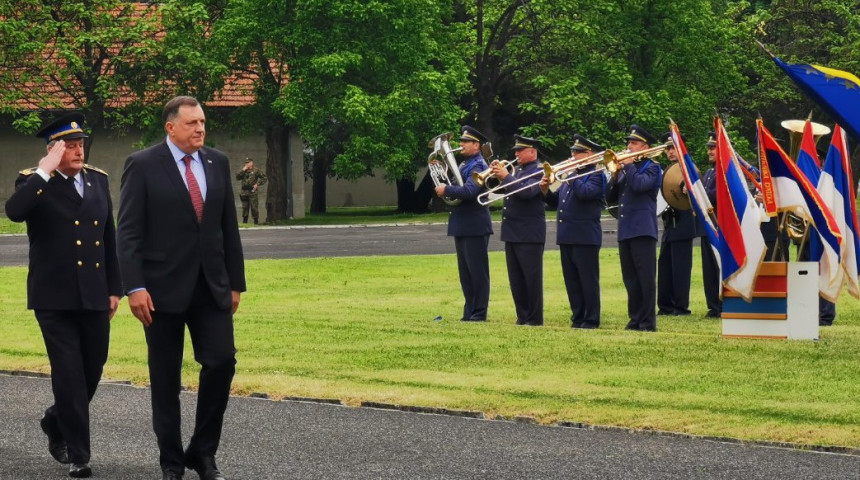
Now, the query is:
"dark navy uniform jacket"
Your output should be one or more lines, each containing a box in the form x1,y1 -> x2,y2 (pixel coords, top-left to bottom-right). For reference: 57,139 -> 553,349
500,161 -> 546,243
606,159 -> 661,241
444,153 -> 493,237
545,167 -> 605,246
703,167 -> 717,206
5,166 -> 122,311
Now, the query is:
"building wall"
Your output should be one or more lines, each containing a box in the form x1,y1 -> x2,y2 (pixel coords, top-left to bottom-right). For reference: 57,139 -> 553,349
0,127 -> 398,218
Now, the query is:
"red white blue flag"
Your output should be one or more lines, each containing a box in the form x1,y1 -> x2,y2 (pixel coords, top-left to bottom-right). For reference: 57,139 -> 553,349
715,117 -> 765,301
818,124 -> 860,298
757,119 -> 843,301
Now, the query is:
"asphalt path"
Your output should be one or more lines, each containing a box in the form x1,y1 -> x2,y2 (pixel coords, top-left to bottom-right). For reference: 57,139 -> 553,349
0,218 -> 630,266
2,374 -> 859,480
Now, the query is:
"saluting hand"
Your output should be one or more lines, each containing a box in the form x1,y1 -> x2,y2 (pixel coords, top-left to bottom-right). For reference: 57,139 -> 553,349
38,140 -> 66,174
128,290 -> 155,326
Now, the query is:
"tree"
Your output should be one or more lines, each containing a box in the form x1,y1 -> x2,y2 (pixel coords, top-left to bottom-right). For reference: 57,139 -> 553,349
276,0 -> 467,213
0,0 -> 167,152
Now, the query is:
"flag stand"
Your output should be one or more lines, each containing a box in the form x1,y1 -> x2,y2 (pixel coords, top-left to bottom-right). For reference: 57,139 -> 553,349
721,261 -> 819,340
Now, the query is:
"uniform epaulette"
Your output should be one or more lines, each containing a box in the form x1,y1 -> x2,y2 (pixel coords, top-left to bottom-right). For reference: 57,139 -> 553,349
18,167 -> 37,176
83,164 -> 109,176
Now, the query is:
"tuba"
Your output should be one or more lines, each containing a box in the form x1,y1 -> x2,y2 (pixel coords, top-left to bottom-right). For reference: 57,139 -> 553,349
779,119 -> 832,243
427,133 -> 465,206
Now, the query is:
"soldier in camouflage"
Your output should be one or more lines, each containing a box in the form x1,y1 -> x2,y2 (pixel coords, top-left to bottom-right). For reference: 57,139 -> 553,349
235,158 -> 267,224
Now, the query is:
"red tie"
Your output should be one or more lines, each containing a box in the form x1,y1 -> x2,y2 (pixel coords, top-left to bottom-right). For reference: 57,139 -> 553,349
183,155 -> 204,222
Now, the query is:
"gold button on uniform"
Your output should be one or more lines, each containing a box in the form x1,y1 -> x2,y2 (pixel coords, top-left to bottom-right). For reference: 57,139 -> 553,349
37,189 -> 43,195
93,220 -> 99,226
77,261 -> 83,267
74,220 -> 80,226
95,241 -> 100,246
95,263 -> 100,269
76,240 -> 82,246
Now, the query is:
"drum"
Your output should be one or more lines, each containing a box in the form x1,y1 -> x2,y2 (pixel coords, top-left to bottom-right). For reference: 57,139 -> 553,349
661,163 -> 692,211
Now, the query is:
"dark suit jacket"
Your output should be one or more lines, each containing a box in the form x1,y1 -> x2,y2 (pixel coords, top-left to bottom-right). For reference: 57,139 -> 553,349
545,167 -> 605,246
116,142 -> 246,313
606,159 -> 661,241
444,153 -> 493,237
5,166 -> 121,310
499,161 -> 546,244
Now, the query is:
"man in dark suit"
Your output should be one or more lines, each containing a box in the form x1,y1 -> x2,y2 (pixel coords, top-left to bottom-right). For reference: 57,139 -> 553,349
435,126 -> 493,321
5,113 -> 121,479
657,133 -> 699,317
117,96 -> 246,480
492,135 -> 546,326
701,132 -> 722,318
541,134 -> 605,328
606,125 -> 662,331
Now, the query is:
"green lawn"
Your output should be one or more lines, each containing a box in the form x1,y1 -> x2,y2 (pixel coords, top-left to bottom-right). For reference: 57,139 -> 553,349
1,248 -> 859,448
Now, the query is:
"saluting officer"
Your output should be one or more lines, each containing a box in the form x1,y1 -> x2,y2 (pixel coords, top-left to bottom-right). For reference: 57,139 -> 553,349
657,133 -> 700,316
541,134 -> 606,328
606,125 -> 662,332
235,157 -> 267,224
435,126 -> 493,321
492,135 -> 546,326
5,113 -> 121,478
701,131 -> 722,318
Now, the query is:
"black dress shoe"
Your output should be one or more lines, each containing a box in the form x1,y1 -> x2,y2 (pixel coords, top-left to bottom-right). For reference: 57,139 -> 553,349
162,470 -> 183,480
705,310 -> 721,318
68,463 -> 92,478
185,454 -> 226,480
40,414 -> 69,464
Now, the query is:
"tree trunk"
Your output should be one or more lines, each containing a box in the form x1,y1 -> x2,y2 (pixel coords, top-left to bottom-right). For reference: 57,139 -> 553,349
413,171 -> 438,213
311,154 -> 327,214
396,177 -> 416,213
264,124 -> 290,222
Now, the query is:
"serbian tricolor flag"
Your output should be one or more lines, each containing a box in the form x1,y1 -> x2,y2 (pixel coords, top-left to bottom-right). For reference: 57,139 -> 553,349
757,119 -> 843,301
818,124 -> 860,298
669,122 -> 722,262
715,117 -> 766,301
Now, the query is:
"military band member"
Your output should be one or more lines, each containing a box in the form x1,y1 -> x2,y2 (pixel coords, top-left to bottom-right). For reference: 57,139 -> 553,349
701,131 -> 722,318
5,113 -> 121,478
435,126 -> 493,321
606,125 -> 661,331
541,134 -> 605,328
493,135 -> 546,326
235,157 -> 267,224
657,133 -> 700,316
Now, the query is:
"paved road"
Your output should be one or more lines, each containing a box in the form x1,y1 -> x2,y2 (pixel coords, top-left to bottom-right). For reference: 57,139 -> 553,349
2,374 -> 858,480
0,218 -> 631,266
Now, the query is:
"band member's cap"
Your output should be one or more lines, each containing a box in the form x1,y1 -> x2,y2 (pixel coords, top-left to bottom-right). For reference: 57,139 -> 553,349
512,134 -> 541,150
244,157 -> 254,163
35,113 -> 89,143
570,134 -> 603,152
624,124 -> 656,146
706,131 -> 717,147
459,125 -> 487,143
659,132 -> 685,146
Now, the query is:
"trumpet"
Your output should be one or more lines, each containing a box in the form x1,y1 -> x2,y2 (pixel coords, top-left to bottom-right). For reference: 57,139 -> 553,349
472,159 -> 516,189
551,150 -> 614,189
605,143 -> 670,177
477,161 -> 553,206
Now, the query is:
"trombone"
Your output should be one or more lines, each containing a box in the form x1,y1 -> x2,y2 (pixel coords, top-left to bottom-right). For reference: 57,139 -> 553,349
550,150 -> 614,191
605,143 -> 670,179
477,161 -> 553,206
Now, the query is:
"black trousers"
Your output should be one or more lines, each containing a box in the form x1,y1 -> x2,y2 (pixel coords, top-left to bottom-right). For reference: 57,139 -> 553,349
559,244 -> 601,327
504,242 -> 544,326
454,235 -> 490,320
657,239 -> 693,315
144,272 -> 237,473
35,309 -> 110,464
619,237 -> 657,331
701,236 -> 722,314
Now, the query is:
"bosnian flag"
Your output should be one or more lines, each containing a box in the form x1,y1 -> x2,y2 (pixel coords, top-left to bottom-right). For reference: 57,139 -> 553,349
669,122 -> 722,262
715,117 -> 766,301
757,119 -> 843,301
819,124 -> 860,298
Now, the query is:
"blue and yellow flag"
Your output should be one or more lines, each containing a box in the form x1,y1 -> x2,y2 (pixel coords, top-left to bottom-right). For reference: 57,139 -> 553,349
773,57 -> 860,141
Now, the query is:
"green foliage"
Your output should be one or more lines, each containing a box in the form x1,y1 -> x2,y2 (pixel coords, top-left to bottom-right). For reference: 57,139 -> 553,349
276,0 -> 468,182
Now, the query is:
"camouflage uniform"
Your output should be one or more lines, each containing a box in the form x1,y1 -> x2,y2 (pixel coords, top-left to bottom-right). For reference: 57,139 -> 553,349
235,164 -> 267,223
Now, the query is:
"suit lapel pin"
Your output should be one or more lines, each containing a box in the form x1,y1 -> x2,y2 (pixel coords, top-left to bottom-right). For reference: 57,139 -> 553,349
207,159 -> 212,164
